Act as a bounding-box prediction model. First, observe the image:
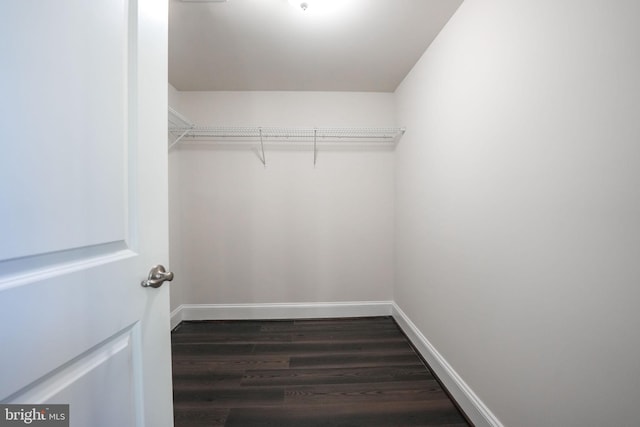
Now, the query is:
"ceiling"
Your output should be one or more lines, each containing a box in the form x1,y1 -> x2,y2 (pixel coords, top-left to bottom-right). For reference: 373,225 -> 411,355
168,0 -> 463,92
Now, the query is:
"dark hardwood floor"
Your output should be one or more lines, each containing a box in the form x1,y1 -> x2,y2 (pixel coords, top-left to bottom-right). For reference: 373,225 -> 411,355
172,316 -> 471,427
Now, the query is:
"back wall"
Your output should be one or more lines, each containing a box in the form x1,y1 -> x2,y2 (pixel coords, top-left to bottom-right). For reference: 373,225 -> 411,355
169,91 -> 396,310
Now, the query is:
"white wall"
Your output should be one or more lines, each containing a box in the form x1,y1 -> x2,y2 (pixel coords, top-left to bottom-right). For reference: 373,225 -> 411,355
174,91 -> 397,127
168,84 -> 188,312
169,91 -> 395,307
395,1 -> 640,426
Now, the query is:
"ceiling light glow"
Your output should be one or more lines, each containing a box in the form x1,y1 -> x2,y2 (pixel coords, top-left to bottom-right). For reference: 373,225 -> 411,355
289,0 -> 309,12
288,0 -> 348,16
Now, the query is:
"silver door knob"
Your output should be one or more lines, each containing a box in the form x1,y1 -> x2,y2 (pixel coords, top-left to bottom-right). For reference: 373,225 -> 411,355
141,265 -> 174,288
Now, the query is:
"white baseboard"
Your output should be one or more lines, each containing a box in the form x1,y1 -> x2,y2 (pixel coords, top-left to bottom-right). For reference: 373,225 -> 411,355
392,303 -> 504,427
170,301 -> 392,325
170,305 -> 184,330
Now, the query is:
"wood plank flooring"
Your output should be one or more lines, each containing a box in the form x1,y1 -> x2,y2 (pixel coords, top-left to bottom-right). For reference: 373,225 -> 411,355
172,316 -> 471,427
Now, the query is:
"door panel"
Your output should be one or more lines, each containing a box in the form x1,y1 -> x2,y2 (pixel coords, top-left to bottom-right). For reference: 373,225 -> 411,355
6,324 -> 141,427
0,0 -> 129,260
0,0 -> 172,426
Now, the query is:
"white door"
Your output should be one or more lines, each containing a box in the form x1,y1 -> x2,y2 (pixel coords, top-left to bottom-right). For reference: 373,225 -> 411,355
0,1 -> 172,426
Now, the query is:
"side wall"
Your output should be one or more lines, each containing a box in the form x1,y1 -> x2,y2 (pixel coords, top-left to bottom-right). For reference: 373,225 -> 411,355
168,84 -> 188,312
395,0 -> 640,426
169,91 -> 396,307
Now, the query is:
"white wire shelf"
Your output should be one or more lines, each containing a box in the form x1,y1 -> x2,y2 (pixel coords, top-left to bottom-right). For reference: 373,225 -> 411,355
171,125 -> 404,140
167,107 -> 405,165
